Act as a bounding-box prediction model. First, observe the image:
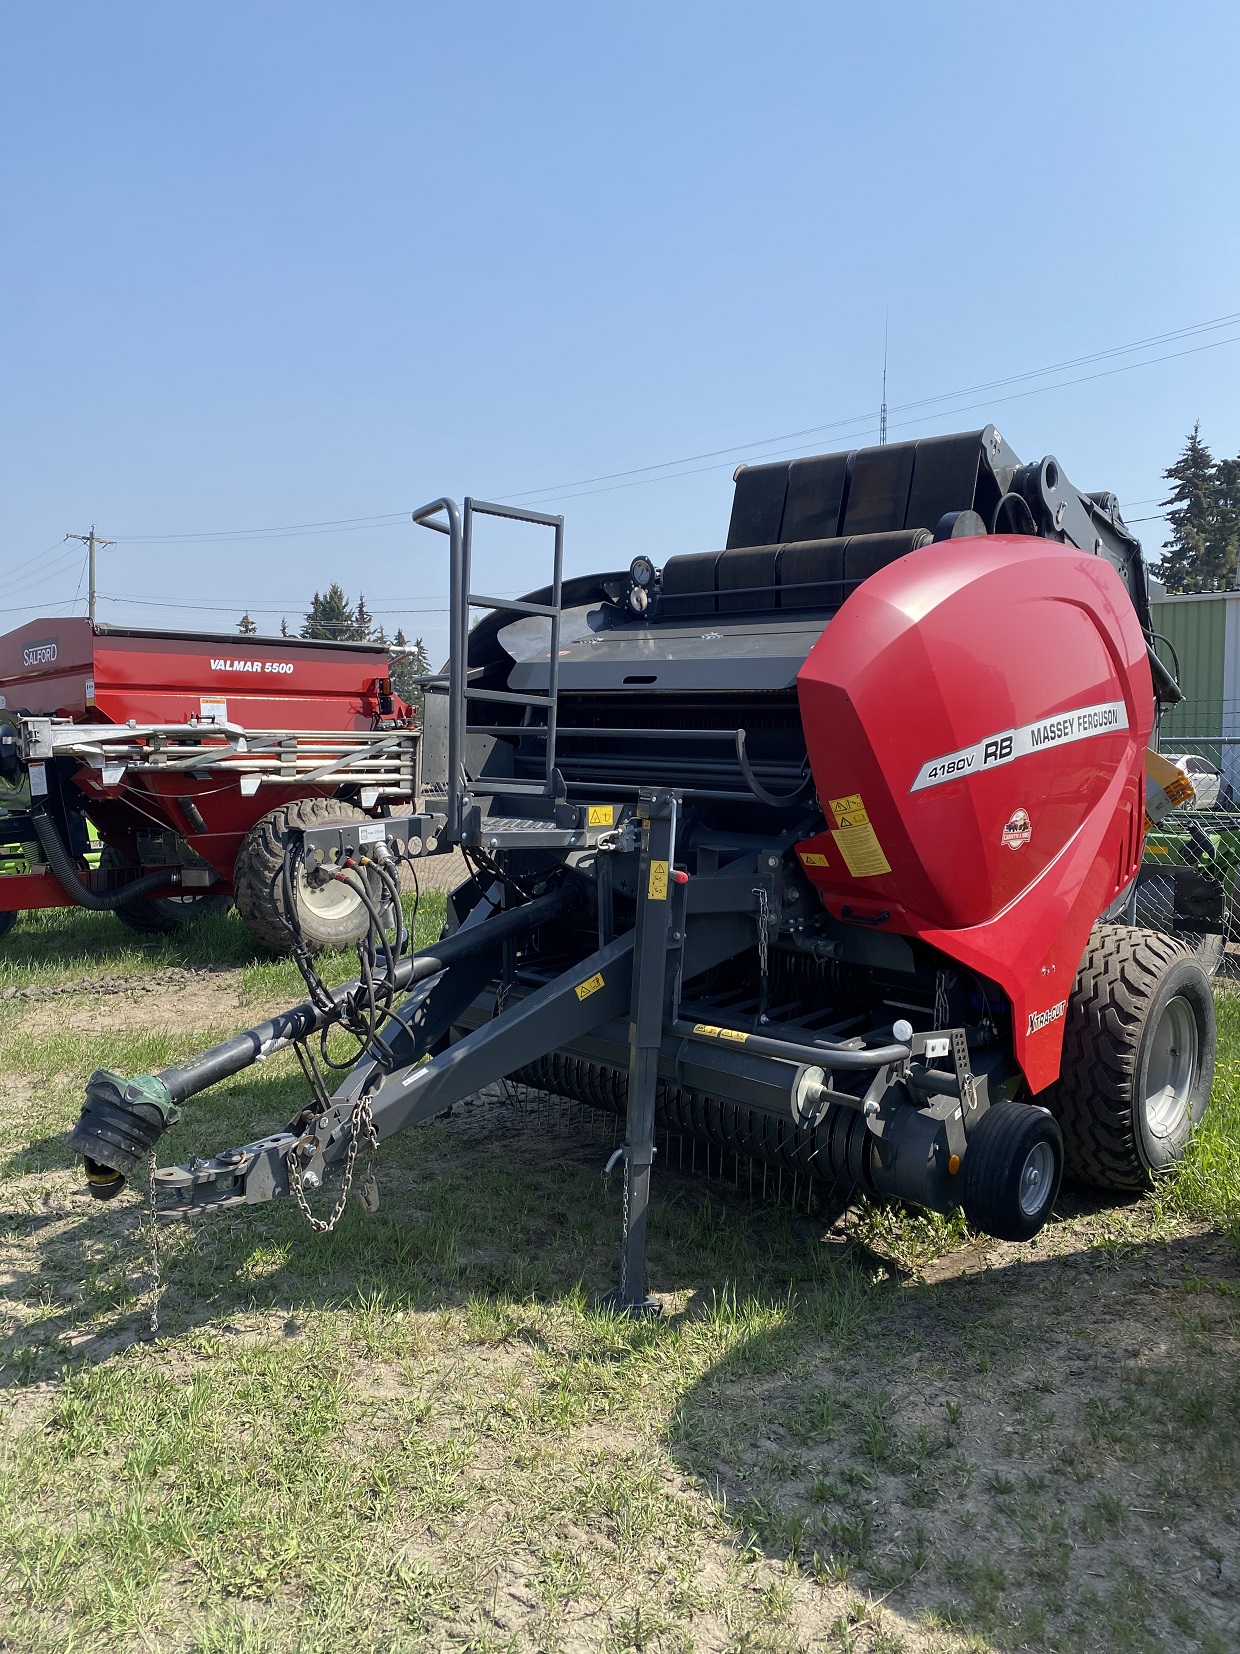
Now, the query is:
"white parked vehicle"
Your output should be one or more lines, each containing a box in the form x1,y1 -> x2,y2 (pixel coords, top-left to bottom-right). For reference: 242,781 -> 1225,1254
1164,753 -> 1224,810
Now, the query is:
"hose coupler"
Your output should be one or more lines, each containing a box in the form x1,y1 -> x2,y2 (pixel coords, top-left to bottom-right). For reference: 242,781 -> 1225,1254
68,1069 -> 181,1199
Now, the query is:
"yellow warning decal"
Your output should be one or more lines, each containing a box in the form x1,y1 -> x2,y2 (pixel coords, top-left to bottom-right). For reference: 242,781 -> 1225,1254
799,850 -> 829,868
575,972 -> 605,1001
832,823 -> 892,877
587,805 -> 615,827
828,792 -> 892,877
830,796 -> 875,831
648,859 -> 669,900
692,1023 -> 749,1043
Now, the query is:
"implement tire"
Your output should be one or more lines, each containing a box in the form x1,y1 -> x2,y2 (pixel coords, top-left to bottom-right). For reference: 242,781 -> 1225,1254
102,846 -> 232,936
961,1099 -> 1063,1242
0,910 -> 15,941
234,796 -> 376,954
1043,925 -> 1216,1192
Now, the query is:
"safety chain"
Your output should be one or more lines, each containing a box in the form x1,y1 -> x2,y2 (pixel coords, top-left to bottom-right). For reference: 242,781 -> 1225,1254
752,885 -> 770,980
604,1143 -> 633,1299
933,969 -> 949,1031
619,1150 -> 631,1299
146,1146 -> 161,1339
286,1096 -> 380,1233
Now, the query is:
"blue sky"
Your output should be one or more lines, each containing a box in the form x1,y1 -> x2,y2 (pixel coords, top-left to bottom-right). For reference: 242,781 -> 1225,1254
2,1 -> 1239,665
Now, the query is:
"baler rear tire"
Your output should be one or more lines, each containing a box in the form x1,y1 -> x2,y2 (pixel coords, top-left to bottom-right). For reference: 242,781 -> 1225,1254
961,1099 -> 1063,1242
101,847 -> 232,936
233,797 -> 377,954
1042,925 -> 1216,1191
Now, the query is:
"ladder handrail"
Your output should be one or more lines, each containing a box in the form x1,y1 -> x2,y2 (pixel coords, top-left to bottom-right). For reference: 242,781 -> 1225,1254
411,498 -> 465,838
412,493 -> 565,843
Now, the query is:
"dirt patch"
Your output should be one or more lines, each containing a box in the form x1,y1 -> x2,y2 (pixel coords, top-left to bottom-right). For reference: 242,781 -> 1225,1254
13,967 -> 293,1037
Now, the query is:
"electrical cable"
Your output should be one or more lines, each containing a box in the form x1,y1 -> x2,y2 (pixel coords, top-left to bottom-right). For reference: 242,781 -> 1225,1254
512,332 -> 1240,508
278,836 -> 417,1080
0,544 -> 87,601
497,311 -> 1240,504
11,307 -> 1234,562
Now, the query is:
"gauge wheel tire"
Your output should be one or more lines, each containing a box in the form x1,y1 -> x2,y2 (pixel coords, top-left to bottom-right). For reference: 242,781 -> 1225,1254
101,846 -> 232,936
1042,925 -> 1216,1191
961,1099 -> 1064,1242
1132,873 -> 1226,976
233,797 -> 382,954
0,910 -> 16,941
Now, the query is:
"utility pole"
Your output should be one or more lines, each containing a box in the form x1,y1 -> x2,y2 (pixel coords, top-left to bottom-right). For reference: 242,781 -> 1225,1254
879,311 -> 889,445
65,525 -> 116,624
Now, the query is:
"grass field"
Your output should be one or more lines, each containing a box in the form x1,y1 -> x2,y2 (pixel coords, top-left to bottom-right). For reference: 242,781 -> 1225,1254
0,903 -> 1237,1653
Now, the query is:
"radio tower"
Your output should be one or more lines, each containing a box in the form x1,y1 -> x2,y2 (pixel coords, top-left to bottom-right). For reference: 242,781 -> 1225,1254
879,313 -> 889,445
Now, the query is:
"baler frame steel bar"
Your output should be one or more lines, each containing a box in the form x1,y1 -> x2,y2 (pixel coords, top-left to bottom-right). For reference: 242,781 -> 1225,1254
152,882 -> 582,1106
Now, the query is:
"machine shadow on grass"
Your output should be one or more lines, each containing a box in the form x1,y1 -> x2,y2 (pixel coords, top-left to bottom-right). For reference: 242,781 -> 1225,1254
1,1083 -> 1238,1650
0,906 -> 262,977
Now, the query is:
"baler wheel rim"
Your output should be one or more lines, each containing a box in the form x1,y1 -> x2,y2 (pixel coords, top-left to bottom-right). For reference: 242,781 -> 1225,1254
1041,924 -> 1216,1191
1143,993 -> 1200,1138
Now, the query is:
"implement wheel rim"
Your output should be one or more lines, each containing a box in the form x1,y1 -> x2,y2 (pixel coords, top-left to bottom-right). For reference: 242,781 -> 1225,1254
1018,1138 -> 1057,1218
296,863 -> 364,923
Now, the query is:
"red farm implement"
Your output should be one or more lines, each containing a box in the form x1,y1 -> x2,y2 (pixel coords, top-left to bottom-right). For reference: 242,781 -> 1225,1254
0,619 -> 420,949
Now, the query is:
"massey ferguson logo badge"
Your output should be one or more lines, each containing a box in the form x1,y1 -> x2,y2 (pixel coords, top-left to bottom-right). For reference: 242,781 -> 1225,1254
22,638 -> 58,668
911,700 -> 1128,791
1027,1000 -> 1067,1036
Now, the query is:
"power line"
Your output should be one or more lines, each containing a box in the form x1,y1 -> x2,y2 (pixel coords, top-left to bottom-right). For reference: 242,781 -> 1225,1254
96,592 -> 452,615
7,306 -> 1239,564
0,542 -> 87,601
496,308 -> 1240,503
115,510 -> 411,545
520,330 -> 1240,508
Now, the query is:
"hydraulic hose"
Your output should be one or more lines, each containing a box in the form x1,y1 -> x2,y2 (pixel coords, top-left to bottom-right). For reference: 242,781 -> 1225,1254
673,1019 -> 911,1070
32,806 -> 182,911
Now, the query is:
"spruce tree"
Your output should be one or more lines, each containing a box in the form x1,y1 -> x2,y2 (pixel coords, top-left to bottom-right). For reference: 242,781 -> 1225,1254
1160,423 -> 1217,591
390,629 -> 431,716
1211,454 -> 1240,591
238,611 -> 257,635
353,593 -> 374,641
301,583 -> 356,639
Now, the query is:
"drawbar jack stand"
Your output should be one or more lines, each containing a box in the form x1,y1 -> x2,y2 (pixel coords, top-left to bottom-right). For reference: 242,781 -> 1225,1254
603,790 -> 678,1317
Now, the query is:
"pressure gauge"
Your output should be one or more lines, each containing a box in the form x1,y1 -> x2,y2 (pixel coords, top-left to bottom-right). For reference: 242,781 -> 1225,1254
629,555 -> 656,588
628,584 -> 650,615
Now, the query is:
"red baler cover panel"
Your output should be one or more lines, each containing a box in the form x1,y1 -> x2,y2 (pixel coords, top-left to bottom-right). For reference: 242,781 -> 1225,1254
794,535 -> 1153,1092
0,619 -> 391,729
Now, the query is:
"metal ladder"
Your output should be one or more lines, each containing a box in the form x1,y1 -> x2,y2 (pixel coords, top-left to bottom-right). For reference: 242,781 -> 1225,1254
413,496 -> 565,844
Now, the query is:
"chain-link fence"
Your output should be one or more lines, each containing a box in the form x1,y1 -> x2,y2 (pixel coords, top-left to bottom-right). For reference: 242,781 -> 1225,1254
1139,801 -> 1240,982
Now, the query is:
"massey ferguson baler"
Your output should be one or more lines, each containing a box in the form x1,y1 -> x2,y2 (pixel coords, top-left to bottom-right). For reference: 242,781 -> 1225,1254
0,620 -> 418,950
68,427 -> 1216,1303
